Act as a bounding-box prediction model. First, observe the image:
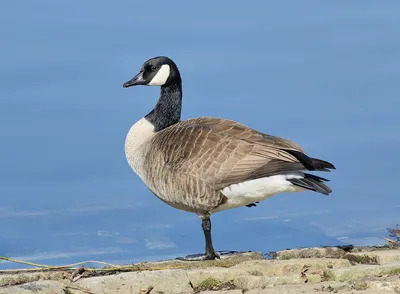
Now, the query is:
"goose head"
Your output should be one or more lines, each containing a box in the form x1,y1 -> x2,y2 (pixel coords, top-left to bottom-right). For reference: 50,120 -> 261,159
123,56 -> 181,88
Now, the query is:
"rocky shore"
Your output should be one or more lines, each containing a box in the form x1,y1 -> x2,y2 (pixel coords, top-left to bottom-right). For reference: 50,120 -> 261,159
1,247 -> 399,294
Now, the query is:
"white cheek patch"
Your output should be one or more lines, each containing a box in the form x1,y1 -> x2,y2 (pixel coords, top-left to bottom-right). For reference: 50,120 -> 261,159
148,64 -> 170,86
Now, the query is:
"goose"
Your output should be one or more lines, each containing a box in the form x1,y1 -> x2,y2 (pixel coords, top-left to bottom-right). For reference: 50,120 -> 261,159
122,56 -> 335,261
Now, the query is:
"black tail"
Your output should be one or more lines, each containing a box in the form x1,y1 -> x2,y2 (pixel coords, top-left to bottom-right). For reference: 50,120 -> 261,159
283,149 -> 336,172
288,173 -> 332,195
311,158 -> 336,172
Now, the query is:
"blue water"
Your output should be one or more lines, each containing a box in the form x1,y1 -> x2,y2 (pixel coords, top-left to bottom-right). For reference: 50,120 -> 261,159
1,1 -> 399,269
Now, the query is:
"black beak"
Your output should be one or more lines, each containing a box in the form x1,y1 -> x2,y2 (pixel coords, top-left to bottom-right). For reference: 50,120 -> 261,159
123,72 -> 146,88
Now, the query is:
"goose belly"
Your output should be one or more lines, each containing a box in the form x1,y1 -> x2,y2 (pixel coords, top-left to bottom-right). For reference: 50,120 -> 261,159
141,169 -> 223,214
215,174 -> 305,212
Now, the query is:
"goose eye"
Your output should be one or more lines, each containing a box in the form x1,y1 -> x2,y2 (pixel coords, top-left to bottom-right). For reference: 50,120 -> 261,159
151,65 -> 158,71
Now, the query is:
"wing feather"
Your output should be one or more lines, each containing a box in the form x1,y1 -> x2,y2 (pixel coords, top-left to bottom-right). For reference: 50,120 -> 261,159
149,117 -> 330,190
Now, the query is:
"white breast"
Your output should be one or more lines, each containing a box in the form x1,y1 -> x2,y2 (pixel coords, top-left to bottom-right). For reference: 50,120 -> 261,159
125,117 -> 155,176
214,173 -> 305,212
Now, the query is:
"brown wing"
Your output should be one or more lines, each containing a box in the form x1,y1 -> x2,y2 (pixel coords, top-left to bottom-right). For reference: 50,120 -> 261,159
149,117 -> 317,190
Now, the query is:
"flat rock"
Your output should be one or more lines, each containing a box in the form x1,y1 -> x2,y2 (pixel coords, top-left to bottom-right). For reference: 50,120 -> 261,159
331,262 -> 400,282
187,258 -> 351,288
199,291 -> 242,294
0,280 -> 66,294
350,249 -> 400,265
0,247 -> 398,294
0,271 -> 69,287
76,269 -> 193,294
274,247 -> 349,259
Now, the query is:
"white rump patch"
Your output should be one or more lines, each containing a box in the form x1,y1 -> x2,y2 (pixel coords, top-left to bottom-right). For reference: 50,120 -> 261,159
148,64 -> 170,86
215,174 -> 305,212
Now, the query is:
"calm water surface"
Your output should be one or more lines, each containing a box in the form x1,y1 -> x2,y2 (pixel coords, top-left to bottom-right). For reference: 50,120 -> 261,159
0,1 -> 399,268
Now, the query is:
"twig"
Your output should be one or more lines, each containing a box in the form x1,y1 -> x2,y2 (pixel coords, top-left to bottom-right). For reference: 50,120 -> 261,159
61,260 -> 119,268
84,264 -> 186,272
71,265 -> 86,282
384,237 -> 399,244
0,256 -> 119,269
0,256 -> 66,269
139,286 -> 154,294
0,255 -> 187,275
63,285 -> 96,294
0,268 -> 74,273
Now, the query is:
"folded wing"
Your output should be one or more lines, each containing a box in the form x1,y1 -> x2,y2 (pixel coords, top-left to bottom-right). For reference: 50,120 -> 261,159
151,117 -> 335,191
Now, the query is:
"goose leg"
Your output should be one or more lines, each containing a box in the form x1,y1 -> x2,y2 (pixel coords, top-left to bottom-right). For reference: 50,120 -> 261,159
202,217 -> 220,260
176,217 -> 220,261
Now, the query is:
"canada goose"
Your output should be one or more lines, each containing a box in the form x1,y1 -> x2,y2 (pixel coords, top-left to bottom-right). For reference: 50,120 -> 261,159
123,56 -> 335,260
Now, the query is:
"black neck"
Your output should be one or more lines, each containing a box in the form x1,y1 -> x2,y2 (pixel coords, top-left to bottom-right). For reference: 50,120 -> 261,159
145,81 -> 182,132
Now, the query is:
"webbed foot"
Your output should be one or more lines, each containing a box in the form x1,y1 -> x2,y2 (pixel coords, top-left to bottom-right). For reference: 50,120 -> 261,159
176,251 -> 220,261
